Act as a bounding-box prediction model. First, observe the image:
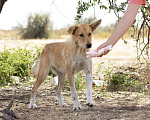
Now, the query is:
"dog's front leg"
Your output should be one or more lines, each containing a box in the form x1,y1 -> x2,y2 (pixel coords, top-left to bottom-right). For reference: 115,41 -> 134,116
67,72 -> 83,110
85,71 -> 93,107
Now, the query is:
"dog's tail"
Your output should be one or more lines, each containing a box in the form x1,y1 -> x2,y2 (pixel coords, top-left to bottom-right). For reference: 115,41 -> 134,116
31,58 -> 40,77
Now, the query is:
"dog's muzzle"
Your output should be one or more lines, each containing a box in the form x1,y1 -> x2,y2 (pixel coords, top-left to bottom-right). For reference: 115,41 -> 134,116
86,43 -> 92,49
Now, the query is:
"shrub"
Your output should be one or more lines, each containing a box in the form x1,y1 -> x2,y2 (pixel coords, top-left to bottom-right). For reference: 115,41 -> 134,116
0,45 -> 56,87
21,13 -> 52,39
97,62 -> 143,92
106,72 -> 143,92
0,46 -> 42,86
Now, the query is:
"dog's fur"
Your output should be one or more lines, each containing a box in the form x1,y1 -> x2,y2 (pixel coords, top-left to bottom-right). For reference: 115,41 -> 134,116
28,19 -> 101,110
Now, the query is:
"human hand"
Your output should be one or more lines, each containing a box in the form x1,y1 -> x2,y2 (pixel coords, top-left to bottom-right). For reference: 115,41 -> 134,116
97,42 -> 112,57
87,44 -> 112,58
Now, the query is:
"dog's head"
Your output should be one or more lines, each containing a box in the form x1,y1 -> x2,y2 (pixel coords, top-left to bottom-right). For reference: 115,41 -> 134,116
67,19 -> 101,49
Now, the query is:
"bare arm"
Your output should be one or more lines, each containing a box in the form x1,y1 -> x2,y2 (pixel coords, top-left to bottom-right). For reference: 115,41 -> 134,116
97,4 -> 140,55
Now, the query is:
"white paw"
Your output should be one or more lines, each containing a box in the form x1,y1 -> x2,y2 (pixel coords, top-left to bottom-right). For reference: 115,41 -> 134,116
60,102 -> 68,107
28,103 -> 37,108
73,102 -> 83,110
86,100 -> 93,107
86,103 -> 93,107
86,99 -> 93,107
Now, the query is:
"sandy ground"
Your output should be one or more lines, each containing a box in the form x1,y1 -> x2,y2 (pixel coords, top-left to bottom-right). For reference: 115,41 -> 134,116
0,38 -> 150,120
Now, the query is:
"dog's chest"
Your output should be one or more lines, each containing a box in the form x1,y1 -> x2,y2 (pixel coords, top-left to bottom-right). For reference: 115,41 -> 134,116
71,57 -> 91,73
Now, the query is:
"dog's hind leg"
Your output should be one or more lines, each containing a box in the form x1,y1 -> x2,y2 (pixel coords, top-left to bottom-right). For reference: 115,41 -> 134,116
56,73 -> 68,106
67,72 -> 83,110
31,58 -> 40,77
29,60 -> 50,108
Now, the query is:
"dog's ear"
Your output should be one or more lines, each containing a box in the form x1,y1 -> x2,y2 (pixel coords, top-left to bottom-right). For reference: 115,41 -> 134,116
90,19 -> 102,31
67,26 -> 78,35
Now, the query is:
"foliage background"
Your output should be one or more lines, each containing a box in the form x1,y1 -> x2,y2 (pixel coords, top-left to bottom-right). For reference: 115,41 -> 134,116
0,45 -> 42,86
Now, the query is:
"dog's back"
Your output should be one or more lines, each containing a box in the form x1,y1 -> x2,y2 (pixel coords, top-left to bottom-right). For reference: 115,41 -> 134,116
31,42 -> 67,76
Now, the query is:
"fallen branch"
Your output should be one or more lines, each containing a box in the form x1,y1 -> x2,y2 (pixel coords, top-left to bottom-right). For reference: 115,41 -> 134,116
1,90 -> 19,120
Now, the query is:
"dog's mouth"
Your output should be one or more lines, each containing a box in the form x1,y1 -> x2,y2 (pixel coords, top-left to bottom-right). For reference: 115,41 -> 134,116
86,43 -> 92,49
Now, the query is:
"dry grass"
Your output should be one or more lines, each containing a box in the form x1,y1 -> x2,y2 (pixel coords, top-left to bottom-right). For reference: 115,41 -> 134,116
0,29 -> 68,40
0,30 -> 20,40
93,27 -> 134,39
0,28 -> 134,40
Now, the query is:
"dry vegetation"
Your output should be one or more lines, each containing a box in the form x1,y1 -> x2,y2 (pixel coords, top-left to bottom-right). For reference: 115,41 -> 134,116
0,26 -> 135,40
0,30 -> 20,40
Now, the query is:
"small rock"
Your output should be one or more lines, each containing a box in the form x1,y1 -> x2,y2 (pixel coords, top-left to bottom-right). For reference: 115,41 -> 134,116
50,76 -> 58,85
92,80 -> 107,87
10,76 -> 20,84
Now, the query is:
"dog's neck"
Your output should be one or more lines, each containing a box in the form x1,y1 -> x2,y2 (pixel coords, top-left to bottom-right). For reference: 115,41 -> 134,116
76,45 -> 86,57
69,37 -> 88,57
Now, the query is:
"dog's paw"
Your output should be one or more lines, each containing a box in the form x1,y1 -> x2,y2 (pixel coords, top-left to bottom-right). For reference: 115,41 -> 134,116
86,99 -> 93,107
73,103 -> 83,110
86,103 -> 93,107
60,102 -> 68,107
28,103 -> 37,108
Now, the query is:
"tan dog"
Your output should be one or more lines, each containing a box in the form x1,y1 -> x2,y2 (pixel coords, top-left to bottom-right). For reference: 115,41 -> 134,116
28,19 -> 101,110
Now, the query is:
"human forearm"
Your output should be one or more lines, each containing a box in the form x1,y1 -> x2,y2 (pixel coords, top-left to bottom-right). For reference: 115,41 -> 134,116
106,4 -> 140,46
97,4 -> 140,51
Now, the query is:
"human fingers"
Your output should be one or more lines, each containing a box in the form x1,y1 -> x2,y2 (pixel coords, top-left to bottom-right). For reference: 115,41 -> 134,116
97,43 -> 107,51
98,49 -> 110,57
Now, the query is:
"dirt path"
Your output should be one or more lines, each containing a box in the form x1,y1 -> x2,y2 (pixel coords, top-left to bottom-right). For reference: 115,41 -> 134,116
0,82 -> 150,120
0,39 -> 150,120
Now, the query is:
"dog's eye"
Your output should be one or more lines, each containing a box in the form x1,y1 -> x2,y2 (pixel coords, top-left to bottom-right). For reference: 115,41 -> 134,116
88,33 -> 91,36
79,34 -> 83,37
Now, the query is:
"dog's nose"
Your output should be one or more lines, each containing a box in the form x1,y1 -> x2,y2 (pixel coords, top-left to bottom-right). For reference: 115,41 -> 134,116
86,43 -> 92,48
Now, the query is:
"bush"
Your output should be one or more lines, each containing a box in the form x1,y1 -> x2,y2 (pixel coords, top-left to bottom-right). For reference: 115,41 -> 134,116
97,62 -> 143,92
21,13 -> 52,39
0,46 -> 42,86
106,72 -> 143,92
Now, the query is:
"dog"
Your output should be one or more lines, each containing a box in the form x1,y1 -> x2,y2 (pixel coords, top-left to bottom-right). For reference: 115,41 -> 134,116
28,19 -> 101,110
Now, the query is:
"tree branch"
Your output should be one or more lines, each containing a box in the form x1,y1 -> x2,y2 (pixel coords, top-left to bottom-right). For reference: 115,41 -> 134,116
0,0 -> 7,13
